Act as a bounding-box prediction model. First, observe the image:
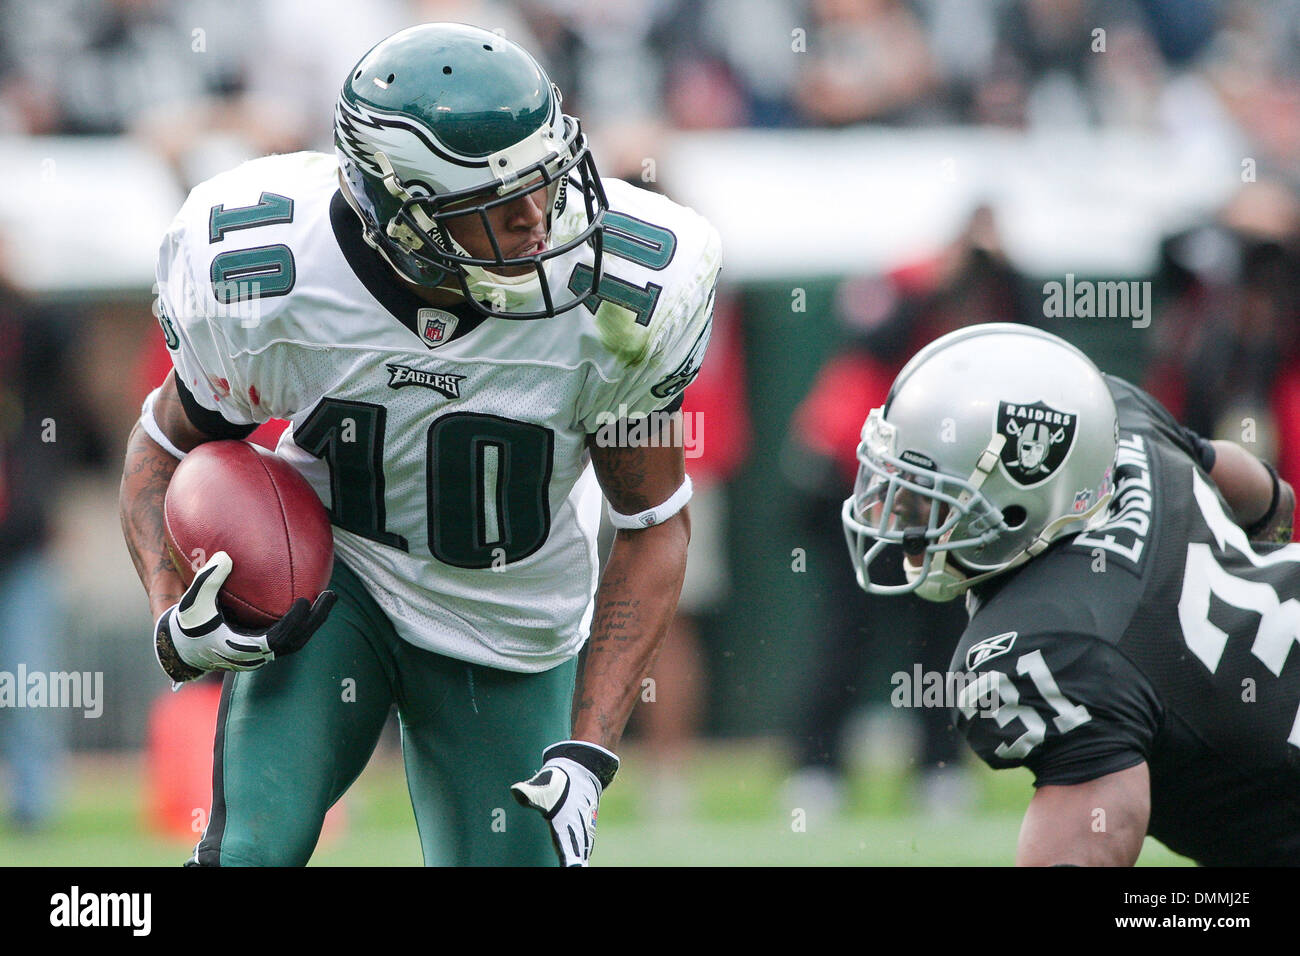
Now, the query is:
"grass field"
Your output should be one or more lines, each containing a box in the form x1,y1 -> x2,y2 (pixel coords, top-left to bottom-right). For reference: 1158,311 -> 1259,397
0,738 -> 1191,866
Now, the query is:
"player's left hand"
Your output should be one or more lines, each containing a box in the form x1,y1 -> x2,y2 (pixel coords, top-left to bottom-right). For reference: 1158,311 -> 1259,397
511,740 -> 620,867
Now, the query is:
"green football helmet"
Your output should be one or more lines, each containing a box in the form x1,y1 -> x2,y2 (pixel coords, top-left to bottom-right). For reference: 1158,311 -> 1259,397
334,22 -> 609,318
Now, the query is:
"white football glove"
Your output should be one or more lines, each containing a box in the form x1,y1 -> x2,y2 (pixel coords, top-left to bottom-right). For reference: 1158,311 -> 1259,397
153,550 -> 335,684
511,740 -> 620,867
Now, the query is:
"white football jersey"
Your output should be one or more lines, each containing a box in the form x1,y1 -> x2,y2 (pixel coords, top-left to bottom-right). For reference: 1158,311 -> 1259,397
155,151 -> 720,672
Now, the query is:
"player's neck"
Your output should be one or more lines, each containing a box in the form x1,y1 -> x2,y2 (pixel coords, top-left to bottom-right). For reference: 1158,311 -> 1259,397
400,278 -> 467,310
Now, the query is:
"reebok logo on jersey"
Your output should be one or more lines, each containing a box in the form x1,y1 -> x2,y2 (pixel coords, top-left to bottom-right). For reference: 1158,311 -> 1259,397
966,631 -> 1017,670
386,364 -> 465,399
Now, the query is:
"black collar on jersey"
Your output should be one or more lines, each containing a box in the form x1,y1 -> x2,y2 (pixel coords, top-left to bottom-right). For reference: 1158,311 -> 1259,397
329,190 -> 488,346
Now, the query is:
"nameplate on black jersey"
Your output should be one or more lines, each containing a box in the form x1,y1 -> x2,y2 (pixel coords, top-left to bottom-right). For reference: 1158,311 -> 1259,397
1072,432 -> 1152,570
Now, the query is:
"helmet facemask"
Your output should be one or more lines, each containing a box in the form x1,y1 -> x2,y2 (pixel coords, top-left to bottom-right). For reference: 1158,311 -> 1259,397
345,111 -> 608,320
841,408 -> 1015,601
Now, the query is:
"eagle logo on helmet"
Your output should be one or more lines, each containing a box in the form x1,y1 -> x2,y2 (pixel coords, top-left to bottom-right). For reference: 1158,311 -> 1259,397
996,400 -> 1078,486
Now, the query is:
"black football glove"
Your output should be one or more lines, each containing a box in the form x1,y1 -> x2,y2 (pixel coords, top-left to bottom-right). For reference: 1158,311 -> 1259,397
154,551 -> 335,684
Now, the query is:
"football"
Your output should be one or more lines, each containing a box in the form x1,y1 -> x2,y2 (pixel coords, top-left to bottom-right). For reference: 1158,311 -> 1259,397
163,440 -> 334,628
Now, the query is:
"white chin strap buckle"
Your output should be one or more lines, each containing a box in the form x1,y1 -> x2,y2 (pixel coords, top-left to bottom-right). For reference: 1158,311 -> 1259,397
905,550 -> 969,602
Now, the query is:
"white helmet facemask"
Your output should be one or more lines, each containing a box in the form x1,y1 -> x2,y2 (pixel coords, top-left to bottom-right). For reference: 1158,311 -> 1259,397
841,408 -> 1019,601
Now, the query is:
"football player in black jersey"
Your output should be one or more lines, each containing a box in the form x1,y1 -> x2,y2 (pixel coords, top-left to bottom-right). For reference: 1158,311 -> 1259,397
842,323 -> 1298,865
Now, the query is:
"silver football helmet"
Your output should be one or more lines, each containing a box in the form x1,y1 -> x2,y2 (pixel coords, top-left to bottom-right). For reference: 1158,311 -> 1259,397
841,323 -> 1119,602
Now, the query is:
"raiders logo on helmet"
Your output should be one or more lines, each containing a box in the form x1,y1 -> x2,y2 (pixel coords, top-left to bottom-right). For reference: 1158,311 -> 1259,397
997,400 -> 1078,487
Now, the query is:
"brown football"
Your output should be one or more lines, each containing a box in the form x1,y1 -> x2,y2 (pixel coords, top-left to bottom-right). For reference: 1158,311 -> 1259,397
163,441 -> 334,628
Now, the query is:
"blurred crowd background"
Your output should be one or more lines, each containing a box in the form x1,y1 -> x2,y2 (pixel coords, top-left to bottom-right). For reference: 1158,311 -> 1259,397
2,0 -> 1299,839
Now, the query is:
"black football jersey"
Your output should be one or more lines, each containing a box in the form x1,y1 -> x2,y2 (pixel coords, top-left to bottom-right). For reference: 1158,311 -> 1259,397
955,376 -> 1300,866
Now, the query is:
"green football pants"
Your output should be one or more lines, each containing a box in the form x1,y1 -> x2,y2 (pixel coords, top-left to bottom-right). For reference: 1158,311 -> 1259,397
191,558 -> 576,866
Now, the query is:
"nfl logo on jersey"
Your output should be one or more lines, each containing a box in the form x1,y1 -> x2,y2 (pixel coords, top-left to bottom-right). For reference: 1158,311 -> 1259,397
417,308 -> 458,348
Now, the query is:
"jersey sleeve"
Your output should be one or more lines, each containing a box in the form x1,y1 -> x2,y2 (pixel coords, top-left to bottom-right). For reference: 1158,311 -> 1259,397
154,196 -> 310,430
576,222 -> 721,432
954,629 -> 1163,787
155,212 -> 264,428
1106,374 -> 1216,472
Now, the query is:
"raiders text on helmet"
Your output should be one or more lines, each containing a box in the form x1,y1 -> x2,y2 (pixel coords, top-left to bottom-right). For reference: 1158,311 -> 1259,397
841,323 -> 1119,601
334,23 -> 609,318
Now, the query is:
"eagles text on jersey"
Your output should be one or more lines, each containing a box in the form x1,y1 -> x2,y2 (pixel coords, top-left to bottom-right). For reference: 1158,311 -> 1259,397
155,151 -> 721,672
954,377 -> 1300,865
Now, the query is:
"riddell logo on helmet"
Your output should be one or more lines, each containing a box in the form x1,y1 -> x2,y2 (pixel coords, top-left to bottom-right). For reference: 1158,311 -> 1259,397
996,400 -> 1078,487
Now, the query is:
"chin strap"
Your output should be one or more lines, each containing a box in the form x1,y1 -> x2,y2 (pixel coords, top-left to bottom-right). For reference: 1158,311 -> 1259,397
374,151 -> 439,238
911,434 -> 1006,598
910,433 -> 1117,601
1024,491 -> 1113,556
338,167 -> 457,293
915,486 -> 1115,601
372,150 -> 560,310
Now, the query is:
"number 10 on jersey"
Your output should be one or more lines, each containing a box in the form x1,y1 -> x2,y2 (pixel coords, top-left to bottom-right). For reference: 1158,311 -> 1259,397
295,399 -> 554,570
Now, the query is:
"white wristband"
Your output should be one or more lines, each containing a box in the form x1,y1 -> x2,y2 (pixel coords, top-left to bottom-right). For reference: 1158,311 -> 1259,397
606,475 -> 693,530
140,387 -> 187,461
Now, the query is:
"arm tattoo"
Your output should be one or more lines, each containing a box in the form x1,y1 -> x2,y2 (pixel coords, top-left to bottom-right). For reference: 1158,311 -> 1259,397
571,540 -> 683,748
589,590 -> 641,645
120,422 -> 185,612
592,444 -> 653,514
573,433 -> 688,748
573,571 -> 644,741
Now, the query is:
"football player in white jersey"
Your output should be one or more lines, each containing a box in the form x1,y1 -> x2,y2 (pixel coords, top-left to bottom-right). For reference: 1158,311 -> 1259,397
119,22 -> 721,866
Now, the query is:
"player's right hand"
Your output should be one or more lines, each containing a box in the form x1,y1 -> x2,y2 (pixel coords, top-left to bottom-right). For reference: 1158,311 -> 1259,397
511,741 -> 620,867
153,551 -> 336,684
